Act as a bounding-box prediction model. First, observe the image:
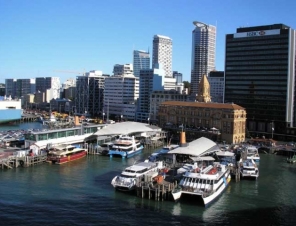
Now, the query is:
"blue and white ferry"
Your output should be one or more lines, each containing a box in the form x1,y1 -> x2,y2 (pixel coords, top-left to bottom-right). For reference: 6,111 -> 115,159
109,135 -> 143,158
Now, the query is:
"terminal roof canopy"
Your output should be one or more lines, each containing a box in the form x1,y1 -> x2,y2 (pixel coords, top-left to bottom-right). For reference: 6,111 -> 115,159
168,137 -> 220,156
93,122 -> 161,136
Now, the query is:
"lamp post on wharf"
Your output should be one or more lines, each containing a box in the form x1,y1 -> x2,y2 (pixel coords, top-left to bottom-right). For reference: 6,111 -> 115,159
271,121 -> 274,139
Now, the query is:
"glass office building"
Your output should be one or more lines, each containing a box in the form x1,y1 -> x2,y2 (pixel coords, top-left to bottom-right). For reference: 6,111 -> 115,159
224,24 -> 296,139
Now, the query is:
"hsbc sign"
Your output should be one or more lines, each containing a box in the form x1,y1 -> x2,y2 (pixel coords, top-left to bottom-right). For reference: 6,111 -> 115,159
247,30 -> 266,37
234,29 -> 280,38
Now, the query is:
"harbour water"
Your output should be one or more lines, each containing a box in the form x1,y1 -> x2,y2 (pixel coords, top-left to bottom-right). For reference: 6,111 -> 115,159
0,123 -> 296,225
0,122 -> 46,132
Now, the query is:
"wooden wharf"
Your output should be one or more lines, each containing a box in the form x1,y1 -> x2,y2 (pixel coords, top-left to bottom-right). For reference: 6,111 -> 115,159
0,153 -> 47,169
135,178 -> 177,201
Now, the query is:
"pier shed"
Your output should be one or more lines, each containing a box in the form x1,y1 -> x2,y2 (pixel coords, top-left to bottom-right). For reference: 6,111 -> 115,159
168,136 -> 221,165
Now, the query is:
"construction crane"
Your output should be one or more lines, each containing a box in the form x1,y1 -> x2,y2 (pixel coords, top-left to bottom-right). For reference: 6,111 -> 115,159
53,70 -> 86,75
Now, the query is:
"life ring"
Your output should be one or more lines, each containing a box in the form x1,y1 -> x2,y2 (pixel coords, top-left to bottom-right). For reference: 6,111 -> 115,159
19,160 -> 24,166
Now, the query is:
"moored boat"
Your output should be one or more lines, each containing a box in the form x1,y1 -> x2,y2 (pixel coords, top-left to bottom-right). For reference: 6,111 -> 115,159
46,144 -> 87,164
111,160 -> 164,191
240,158 -> 259,179
215,150 -> 236,167
0,96 -> 22,124
287,154 -> 296,163
109,135 -> 143,158
171,156 -> 231,206
245,145 -> 260,162
147,144 -> 179,162
96,142 -> 114,155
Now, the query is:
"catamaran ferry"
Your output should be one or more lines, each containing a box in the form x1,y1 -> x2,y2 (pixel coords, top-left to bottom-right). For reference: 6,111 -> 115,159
172,156 -> 231,206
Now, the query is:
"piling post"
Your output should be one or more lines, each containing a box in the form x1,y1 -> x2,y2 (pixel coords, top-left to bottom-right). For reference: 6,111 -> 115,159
142,185 -> 144,198
162,184 -> 165,201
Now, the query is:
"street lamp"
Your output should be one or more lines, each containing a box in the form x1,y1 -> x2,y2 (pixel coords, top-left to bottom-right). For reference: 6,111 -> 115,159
271,121 -> 274,139
147,117 -> 150,125
121,114 -> 123,122
103,112 -> 105,122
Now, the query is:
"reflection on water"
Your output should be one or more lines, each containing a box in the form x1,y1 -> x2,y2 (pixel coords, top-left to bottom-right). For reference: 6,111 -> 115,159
171,202 -> 181,216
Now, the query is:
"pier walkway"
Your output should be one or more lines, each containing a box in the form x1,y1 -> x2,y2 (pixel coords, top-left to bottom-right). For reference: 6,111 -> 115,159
0,149 -> 47,169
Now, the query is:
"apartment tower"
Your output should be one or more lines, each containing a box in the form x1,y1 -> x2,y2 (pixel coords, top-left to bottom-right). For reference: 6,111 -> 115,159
152,35 -> 173,77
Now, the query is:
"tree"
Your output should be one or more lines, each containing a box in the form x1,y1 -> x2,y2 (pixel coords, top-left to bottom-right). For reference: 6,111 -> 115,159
183,81 -> 190,89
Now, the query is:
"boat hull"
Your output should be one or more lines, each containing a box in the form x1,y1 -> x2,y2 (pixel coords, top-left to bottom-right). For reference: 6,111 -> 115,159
0,109 -> 22,124
172,173 -> 231,206
109,146 -> 143,158
47,150 -> 87,164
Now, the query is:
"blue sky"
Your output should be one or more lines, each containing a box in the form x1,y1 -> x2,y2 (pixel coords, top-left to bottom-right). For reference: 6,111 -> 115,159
1,0 -> 296,83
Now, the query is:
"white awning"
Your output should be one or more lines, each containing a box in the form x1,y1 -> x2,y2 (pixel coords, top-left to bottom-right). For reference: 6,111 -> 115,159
168,137 -> 220,156
216,151 -> 235,157
190,156 -> 215,161
93,122 -> 161,136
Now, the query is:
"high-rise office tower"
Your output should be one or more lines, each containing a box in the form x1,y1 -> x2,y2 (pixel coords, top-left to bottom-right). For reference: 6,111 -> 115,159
5,78 -> 35,99
152,35 -> 172,77
133,50 -> 150,77
208,71 -> 224,103
104,64 -> 139,121
191,21 -> 216,98
35,77 -> 60,101
75,71 -> 106,116
224,24 -> 296,139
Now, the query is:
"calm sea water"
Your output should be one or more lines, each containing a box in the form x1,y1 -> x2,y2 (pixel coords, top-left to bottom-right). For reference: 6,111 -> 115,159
0,122 -> 46,132
0,123 -> 296,225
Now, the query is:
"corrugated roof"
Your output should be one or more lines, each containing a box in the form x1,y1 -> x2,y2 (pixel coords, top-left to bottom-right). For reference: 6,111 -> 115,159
168,137 -> 220,156
160,101 -> 245,110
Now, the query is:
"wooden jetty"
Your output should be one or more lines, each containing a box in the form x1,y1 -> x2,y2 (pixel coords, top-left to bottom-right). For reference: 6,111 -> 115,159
135,168 -> 178,201
0,151 -> 47,169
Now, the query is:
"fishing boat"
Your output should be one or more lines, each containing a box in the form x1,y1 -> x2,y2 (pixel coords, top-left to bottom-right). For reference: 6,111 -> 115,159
245,145 -> 260,162
240,158 -> 259,179
171,156 -> 231,206
108,135 -> 143,158
46,144 -> 87,164
111,160 -> 164,191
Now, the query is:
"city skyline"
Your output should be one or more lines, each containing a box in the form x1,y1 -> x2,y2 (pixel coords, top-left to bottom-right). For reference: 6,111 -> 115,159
1,0 -> 296,83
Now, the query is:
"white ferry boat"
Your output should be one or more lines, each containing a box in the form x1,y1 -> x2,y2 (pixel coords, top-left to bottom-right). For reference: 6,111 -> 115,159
0,96 -> 22,124
240,158 -> 259,179
172,156 -> 231,206
111,161 -> 164,191
95,142 -> 114,155
108,135 -> 143,158
246,145 -> 260,162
